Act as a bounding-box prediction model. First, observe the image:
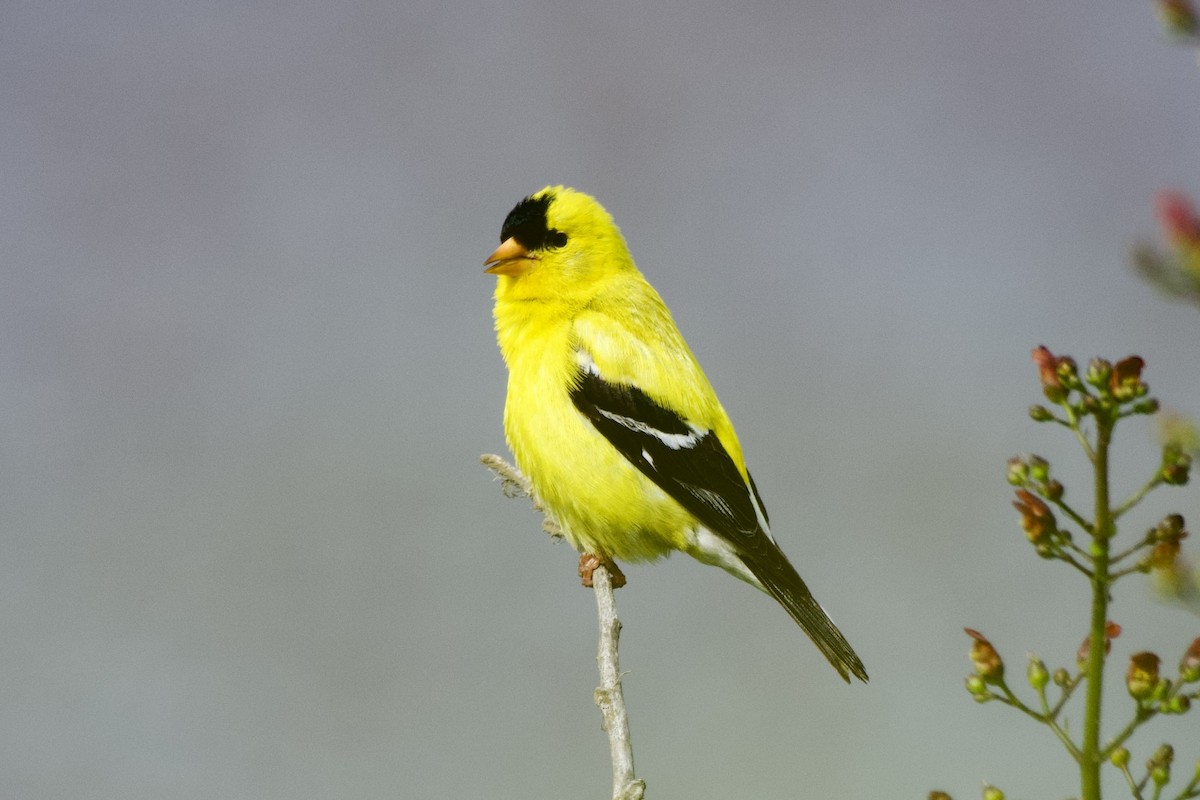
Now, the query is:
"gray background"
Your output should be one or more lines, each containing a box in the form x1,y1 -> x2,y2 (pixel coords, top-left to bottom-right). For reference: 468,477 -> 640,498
4,2 -> 1200,798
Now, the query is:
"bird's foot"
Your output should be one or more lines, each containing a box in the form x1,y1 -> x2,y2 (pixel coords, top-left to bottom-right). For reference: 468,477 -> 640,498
578,553 -> 627,589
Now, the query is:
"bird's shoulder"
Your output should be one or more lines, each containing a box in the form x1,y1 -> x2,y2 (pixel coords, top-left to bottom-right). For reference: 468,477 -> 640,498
571,283 -> 709,408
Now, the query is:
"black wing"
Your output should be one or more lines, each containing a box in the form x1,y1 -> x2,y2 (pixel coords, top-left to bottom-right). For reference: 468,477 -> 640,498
568,363 -> 764,541
569,359 -> 868,683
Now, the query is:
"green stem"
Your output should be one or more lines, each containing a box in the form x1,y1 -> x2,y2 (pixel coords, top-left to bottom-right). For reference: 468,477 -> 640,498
1047,672 -> 1084,719
1059,552 -> 1096,579
1053,497 -> 1094,533
1110,533 -> 1154,566
1080,416 -> 1115,800
1112,474 -> 1163,520
1173,767 -> 1200,800
1100,705 -> 1156,760
997,681 -> 1082,761
1117,760 -> 1147,800
1065,402 -> 1098,462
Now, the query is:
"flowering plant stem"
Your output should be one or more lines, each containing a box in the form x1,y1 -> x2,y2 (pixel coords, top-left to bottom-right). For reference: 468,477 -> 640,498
1082,416 -> 1116,800
956,348 -> 1199,800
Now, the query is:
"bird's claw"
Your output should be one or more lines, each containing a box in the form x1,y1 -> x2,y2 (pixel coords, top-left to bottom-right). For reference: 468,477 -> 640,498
579,553 -> 627,589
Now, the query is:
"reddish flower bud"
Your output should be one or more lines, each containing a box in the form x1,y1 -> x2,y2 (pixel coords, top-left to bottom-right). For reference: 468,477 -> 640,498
1181,637 -> 1200,683
965,628 -> 1005,683
1110,356 -> 1147,402
1078,621 -> 1121,667
1032,346 -> 1067,402
1156,191 -> 1200,246
1126,651 -> 1161,699
1013,489 -> 1056,544
1151,540 -> 1182,571
1156,514 -> 1187,542
1156,0 -> 1200,36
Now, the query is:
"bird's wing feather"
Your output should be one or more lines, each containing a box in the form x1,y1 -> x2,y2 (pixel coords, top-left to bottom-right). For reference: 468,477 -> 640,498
568,355 -> 767,540
568,345 -> 868,683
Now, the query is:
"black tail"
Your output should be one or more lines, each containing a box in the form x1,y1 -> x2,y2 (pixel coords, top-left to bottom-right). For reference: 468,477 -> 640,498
744,549 -> 868,683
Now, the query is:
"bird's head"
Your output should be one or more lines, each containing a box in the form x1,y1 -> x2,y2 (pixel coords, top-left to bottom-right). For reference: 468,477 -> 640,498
484,186 -> 635,296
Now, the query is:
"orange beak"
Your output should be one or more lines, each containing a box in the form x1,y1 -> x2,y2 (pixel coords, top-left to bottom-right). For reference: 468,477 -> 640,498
484,237 -> 534,277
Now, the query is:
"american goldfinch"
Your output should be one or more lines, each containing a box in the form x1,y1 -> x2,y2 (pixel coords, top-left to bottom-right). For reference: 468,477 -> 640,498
486,186 -> 867,683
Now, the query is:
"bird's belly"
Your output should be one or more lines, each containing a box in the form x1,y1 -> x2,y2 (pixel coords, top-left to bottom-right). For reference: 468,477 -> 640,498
504,381 -> 695,563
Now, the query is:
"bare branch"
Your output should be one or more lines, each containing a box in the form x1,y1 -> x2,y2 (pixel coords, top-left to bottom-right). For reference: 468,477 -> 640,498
592,563 -> 645,800
480,453 -> 562,539
482,454 -> 644,798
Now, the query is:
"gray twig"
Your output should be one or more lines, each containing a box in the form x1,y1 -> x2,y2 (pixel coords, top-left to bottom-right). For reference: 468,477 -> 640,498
481,454 -> 644,799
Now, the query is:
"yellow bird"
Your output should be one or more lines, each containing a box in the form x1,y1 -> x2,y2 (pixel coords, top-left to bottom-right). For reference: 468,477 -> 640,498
485,186 -> 867,683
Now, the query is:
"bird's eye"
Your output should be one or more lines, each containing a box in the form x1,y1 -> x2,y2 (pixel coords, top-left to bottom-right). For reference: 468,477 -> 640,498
500,194 -> 569,251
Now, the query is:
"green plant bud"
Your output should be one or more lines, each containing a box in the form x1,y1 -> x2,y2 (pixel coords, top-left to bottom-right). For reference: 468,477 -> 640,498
1162,694 -> 1190,714
1006,457 -> 1028,486
981,785 -> 1004,800
1133,398 -> 1160,415
1027,655 -> 1049,690
1028,405 -> 1054,422
1053,667 -> 1070,687
928,792 -> 952,800
965,674 -> 988,699
1111,747 -> 1130,768
1161,448 -> 1192,486
1148,743 -> 1174,776
1042,480 -> 1064,501
1162,461 -> 1190,486
1180,637 -> 1200,683
1028,456 -> 1050,483
1056,356 -> 1079,384
1086,358 -> 1112,387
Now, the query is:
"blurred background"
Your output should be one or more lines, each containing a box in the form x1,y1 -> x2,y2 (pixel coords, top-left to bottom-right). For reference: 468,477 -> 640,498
4,2 -> 1200,797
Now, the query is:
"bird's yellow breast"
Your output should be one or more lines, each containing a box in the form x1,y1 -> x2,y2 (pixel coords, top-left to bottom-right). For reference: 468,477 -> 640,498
493,290 -> 696,561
